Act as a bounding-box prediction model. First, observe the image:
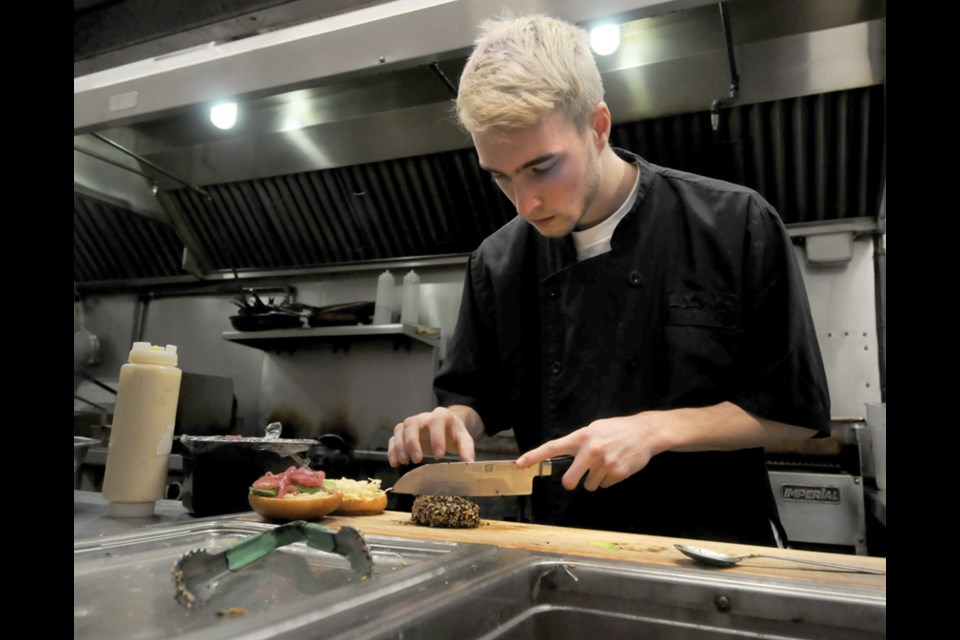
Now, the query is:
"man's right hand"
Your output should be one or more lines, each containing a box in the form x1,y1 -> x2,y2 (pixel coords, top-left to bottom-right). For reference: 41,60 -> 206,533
387,405 -> 482,467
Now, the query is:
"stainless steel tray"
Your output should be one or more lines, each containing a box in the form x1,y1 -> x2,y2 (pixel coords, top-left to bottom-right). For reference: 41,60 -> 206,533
74,520 -> 494,640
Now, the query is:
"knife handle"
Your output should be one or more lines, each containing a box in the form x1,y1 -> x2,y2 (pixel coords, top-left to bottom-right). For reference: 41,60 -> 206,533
540,455 -> 575,477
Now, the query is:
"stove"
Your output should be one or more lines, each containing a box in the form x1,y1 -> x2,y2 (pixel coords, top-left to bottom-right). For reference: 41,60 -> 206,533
766,420 -> 869,555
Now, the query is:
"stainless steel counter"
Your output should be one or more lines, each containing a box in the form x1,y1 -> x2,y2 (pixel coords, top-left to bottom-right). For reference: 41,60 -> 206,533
74,491 -> 507,640
75,490 -> 885,640
74,489 -> 208,540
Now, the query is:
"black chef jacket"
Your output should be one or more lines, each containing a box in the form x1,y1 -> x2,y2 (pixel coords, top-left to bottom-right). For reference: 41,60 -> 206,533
435,150 -> 831,546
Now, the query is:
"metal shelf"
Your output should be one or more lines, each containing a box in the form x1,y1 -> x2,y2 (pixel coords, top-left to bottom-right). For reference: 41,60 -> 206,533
222,323 -> 440,351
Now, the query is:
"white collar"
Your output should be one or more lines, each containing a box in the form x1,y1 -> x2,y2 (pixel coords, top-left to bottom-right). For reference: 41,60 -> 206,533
572,167 -> 641,261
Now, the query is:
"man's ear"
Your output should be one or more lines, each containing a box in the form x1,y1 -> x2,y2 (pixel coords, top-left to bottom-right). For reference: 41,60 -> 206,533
592,102 -> 612,150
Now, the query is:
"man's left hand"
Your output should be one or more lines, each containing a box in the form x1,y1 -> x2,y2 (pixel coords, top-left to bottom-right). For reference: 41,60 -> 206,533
515,403 -> 816,492
516,413 -> 669,491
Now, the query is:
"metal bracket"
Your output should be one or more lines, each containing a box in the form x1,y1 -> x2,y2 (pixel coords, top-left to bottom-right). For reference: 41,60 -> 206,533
710,1 -> 740,132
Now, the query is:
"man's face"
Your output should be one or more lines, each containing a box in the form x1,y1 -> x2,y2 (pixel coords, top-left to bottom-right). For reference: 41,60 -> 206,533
473,110 -> 602,238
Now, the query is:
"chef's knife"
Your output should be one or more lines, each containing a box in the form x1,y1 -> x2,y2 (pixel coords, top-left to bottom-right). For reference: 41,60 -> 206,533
391,456 -> 573,496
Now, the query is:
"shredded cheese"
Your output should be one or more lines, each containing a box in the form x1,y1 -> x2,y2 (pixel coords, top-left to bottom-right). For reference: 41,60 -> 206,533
326,478 -> 384,500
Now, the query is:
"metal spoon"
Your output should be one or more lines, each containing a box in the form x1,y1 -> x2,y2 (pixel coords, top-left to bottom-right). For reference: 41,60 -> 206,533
674,544 -> 885,575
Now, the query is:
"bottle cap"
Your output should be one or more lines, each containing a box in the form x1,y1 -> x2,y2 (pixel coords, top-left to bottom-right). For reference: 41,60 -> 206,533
108,501 -> 157,518
127,342 -> 179,366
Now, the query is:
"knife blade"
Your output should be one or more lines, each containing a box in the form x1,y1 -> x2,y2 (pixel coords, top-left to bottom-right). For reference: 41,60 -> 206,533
391,456 -> 573,496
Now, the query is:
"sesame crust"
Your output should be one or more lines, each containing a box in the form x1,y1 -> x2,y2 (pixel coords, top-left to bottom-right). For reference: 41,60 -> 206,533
411,495 -> 481,528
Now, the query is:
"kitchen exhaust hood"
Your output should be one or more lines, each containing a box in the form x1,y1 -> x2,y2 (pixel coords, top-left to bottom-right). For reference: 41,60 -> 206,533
74,0 -> 886,289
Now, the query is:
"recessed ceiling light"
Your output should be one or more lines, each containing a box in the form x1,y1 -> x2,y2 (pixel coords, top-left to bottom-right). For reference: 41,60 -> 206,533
210,102 -> 238,130
590,24 -> 621,56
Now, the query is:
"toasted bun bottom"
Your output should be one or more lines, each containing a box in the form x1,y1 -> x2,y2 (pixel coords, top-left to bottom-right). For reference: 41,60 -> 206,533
248,491 -> 342,521
334,492 -> 388,516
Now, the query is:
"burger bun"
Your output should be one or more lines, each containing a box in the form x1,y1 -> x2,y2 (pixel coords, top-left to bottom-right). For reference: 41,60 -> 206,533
336,491 -> 388,516
248,490 -> 342,521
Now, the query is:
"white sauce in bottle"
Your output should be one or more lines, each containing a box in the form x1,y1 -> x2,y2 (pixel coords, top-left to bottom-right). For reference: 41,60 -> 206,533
401,270 -> 420,325
102,342 -> 182,517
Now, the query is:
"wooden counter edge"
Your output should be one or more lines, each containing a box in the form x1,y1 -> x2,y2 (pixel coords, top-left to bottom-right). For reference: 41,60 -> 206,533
236,510 -> 886,592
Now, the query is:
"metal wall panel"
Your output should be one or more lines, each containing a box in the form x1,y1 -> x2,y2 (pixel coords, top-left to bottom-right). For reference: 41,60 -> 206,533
796,237 -> 881,419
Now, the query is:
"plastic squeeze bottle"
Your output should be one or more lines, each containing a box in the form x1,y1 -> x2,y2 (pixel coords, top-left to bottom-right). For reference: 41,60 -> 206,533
401,270 -> 420,325
102,342 -> 183,517
373,270 -> 396,324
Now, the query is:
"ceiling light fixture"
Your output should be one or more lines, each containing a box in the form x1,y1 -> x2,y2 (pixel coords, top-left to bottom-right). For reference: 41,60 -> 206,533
210,102 -> 238,130
590,24 -> 621,56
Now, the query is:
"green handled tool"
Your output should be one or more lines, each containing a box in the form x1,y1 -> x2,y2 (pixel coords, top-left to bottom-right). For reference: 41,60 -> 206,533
172,520 -> 373,608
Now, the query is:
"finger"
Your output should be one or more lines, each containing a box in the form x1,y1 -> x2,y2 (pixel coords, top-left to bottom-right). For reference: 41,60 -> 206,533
598,459 -> 643,489
516,436 -> 574,468
387,435 -> 398,467
396,419 -> 421,464
390,423 -> 408,465
561,453 -> 592,491
581,464 -> 604,492
426,416 -> 449,460
455,428 -> 476,462
598,473 -> 620,490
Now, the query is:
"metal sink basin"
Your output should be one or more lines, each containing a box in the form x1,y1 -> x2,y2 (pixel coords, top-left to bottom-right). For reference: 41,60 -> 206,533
318,555 -> 886,640
75,520 -> 501,640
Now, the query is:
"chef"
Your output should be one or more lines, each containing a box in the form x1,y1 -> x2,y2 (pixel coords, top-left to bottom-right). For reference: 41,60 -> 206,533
388,13 -> 830,546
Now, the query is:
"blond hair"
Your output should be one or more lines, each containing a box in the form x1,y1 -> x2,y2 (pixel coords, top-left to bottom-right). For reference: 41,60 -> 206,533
456,14 -> 604,135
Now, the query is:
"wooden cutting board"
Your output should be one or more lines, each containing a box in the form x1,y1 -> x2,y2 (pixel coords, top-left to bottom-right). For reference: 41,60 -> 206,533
238,510 -> 886,591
